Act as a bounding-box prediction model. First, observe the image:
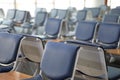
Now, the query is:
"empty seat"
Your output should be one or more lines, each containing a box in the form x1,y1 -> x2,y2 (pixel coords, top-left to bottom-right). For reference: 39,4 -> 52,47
0,9 -> 16,30
66,21 -> 98,46
5,9 -> 16,20
22,12 -> 47,35
85,7 -> 102,21
13,10 -> 27,26
34,18 -> 62,40
23,41 -> 80,80
96,23 -> 120,49
76,45 -> 120,80
49,8 -> 58,18
15,36 -> 44,76
0,32 -> 23,72
110,8 -> 120,15
102,14 -> 120,23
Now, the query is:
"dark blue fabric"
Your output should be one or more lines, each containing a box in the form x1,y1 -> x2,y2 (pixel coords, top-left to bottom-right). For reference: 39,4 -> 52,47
45,18 -> 62,37
0,33 -> 23,64
41,42 -> 79,80
97,23 -> 120,44
108,66 -> 120,80
0,65 -> 13,72
110,8 -> 120,15
75,21 -> 97,41
77,10 -> 87,21
103,14 -> 119,23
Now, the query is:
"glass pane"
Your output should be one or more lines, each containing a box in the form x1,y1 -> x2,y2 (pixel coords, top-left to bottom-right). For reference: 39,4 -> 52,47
54,0 -> 69,9
70,0 -> 84,10
16,0 -> 35,17
0,0 -> 14,15
37,0 -> 54,12
110,0 -> 120,8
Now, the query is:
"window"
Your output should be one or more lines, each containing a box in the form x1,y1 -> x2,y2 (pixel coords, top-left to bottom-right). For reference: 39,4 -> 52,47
16,0 -> 35,16
37,0 -> 54,12
0,0 -> 14,15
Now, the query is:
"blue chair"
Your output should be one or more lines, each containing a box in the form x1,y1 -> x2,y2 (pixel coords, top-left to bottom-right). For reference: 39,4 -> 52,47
66,21 -> 98,46
15,36 -> 44,76
0,9 -> 17,31
22,12 -> 48,35
102,14 -> 120,23
76,10 -> 87,22
57,9 -> 68,19
24,41 -> 80,80
96,23 -> 120,49
76,45 -> 120,80
0,32 -> 23,72
35,18 -> 62,40
85,7 -> 101,21
49,8 -> 58,18
110,8 -> 120,15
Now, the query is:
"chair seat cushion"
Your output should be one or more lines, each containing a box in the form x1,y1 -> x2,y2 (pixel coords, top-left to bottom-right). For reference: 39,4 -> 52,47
23,74 -> 42,80
108,66 -> 120,80
0,65 -> 13,72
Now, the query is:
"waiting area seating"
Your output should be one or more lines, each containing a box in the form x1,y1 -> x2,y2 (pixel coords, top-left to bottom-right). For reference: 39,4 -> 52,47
102,14 -> 120,23
24,42 -> 80,80
15,35 -> 44,76
0,32 -> 23,72
76,45 -> 120,80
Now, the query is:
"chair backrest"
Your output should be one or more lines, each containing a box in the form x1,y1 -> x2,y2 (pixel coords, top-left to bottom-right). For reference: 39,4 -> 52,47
6,9 -> 16,20
97,23 -> 120,44
14,10 -> 26,23
77,45 -> 108,80
16,36 -> 44,75
45,18 -> 62,38
0,8 -> 4,18
49,8 -> 58,18
35,8 -> 47,14
0,33 -> 23,64
40,42 -> 79,80
85,7 -> 101,18
35,12 -> 47,27
110,8 -> 120,15
102,14 -> 120,23
76,10 -> 87,21
57,9 -> 68,19
75,21 -> 98,41
21,36 -> 44,63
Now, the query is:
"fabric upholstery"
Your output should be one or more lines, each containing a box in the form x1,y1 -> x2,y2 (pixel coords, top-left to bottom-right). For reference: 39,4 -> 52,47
75,21 -> 97,41
41,42 -> 79,79
45,18 -> 62,37
0,33 -> 23,64
97,23 -> 120,44
103,14 -> 119,23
